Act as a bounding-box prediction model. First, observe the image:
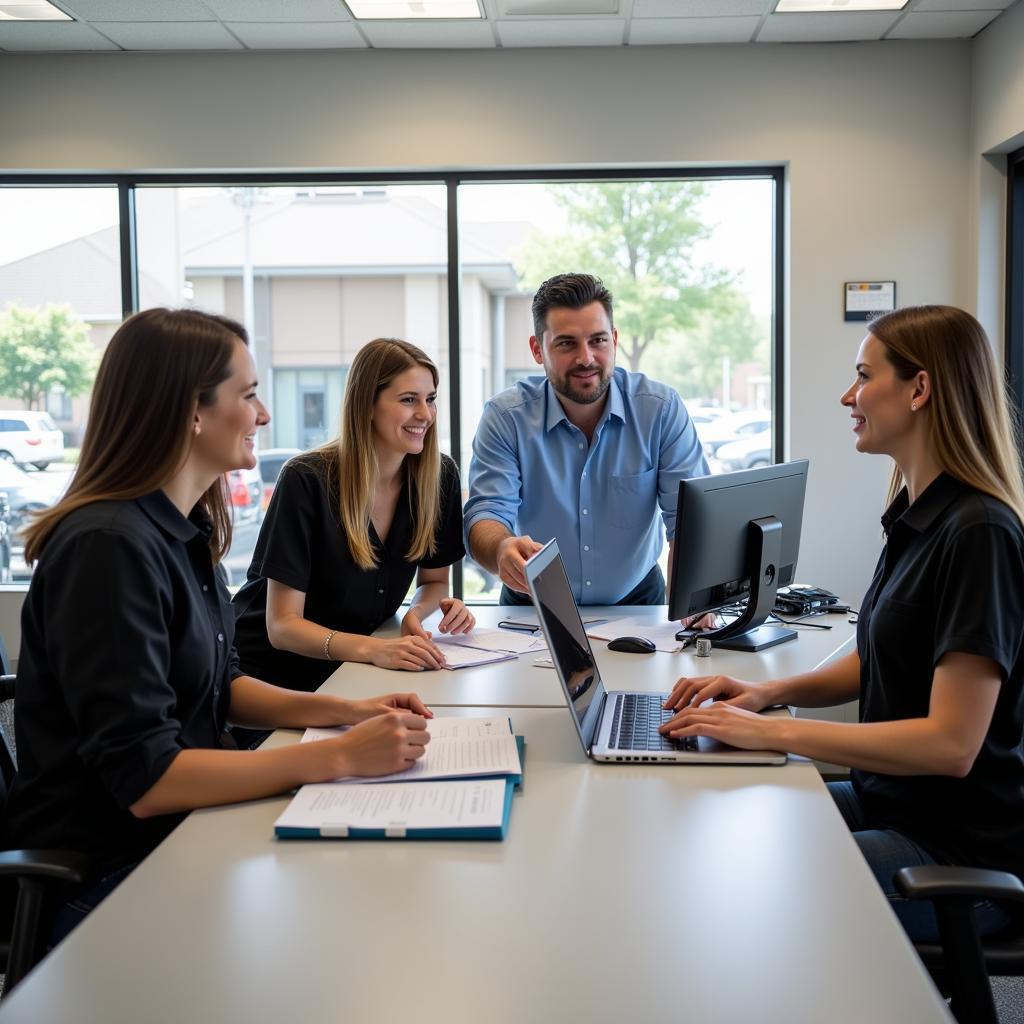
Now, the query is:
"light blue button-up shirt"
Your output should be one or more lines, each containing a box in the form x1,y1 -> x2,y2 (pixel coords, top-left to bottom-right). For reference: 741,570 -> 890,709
464,367 -> 709,604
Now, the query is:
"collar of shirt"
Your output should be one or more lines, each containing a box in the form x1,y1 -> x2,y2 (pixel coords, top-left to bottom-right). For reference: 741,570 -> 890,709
137,489 -> 211,544
880,472 -> 965,538
543,373 -> 626,434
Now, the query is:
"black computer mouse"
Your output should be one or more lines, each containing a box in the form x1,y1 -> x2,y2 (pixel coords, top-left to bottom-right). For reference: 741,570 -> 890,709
607,636 -> 657,654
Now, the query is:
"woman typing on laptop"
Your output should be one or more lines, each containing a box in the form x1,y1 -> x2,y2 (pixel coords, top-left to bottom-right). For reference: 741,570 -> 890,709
660,305 -> 1024,942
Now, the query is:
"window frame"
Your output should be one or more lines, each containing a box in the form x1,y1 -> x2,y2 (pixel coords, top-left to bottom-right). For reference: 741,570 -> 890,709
1,168 -> 786,599
1006,146 -> 1024,417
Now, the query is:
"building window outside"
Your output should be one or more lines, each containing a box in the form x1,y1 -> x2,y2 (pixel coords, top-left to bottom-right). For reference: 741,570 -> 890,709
0,173 -> 781,599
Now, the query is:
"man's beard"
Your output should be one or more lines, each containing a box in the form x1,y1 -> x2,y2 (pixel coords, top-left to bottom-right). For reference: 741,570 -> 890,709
552,367 -> 611,406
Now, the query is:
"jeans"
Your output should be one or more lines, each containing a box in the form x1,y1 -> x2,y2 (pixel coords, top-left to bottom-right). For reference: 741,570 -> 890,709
49,862 -> 137,946
828,780 -> 1013,942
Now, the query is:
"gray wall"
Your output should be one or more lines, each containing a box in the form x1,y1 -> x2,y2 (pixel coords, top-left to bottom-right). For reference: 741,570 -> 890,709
0,38 -> 998,651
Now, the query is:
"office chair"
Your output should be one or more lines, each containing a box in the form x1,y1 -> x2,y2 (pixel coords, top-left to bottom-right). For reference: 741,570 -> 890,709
0,633 -> 92,995
896,865 -> 1024,1024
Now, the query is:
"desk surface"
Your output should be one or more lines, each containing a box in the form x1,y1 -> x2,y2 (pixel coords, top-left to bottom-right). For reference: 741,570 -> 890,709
323,605 -> 857,708
0,705 -> 949,1024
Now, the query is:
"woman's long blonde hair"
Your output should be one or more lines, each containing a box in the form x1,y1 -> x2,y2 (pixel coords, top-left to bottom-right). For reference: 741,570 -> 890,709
868,305 -> 1024,524
24,308 -> 245,565
319,338 -> 444,570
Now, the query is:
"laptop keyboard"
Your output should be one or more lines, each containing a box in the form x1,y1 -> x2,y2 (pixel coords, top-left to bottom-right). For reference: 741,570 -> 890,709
609,693 -> 697,752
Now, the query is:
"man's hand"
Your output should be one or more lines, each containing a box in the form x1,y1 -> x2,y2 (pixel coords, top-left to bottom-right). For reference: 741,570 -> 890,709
496,535 -> 545,594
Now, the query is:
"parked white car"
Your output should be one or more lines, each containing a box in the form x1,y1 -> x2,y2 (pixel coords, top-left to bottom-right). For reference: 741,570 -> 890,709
0,411 -> 65,470
715,429 -> 773,472
699,410 -> 772,460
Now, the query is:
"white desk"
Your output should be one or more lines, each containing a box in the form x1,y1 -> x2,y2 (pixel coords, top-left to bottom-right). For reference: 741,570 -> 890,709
0,705 -> 950,1024
321,605 -> 857,708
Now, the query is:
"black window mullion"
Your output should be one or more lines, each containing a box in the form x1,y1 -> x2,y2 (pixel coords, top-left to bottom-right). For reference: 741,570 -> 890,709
117,183 -> 139,319
1006,146 -> 1024,419
772,168 -> 785,462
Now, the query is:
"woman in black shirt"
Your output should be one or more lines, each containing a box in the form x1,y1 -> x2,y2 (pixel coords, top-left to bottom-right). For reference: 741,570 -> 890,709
5,309 -> 432,927
661,305 -> 1024,940
233,338 -> 474,693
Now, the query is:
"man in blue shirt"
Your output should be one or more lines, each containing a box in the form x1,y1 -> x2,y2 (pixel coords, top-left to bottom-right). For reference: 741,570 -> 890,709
465,273 -> 709,606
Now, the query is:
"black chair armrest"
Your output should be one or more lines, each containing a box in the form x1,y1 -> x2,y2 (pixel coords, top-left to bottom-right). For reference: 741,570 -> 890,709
896,865 -> 1024,906
0,849 -> 92,886
0,674 -> 15,703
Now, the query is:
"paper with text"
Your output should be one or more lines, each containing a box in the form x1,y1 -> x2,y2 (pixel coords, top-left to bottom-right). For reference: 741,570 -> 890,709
275,779 -> 507,832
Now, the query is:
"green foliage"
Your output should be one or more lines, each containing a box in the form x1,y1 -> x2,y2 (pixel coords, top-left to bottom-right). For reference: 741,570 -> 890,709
517,181 -> 763,385
0,303 -> 97,411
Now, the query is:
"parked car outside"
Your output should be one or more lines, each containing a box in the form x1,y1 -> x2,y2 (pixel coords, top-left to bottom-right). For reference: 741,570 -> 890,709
226,465 -> 263,527
699,410 -> 772,460
0,491 -> 11,583
0,410 -> 65,470
257,448 -> 302,509
715,429 -> 772,473
0,460 -> 71,581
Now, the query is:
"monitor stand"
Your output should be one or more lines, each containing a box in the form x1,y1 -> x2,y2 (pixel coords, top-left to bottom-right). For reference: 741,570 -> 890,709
700,516 -> 797,653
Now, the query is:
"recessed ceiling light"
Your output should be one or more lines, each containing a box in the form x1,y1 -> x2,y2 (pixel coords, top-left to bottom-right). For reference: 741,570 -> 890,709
774,0 -> 907,11
0,0 -> 71,19
345,0 -> 482,18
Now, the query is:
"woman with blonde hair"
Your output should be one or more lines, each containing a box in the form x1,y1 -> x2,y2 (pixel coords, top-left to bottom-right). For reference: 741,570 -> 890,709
661,305 -> 1024,940
233,337 -> 473,694
6,309 -> 432,937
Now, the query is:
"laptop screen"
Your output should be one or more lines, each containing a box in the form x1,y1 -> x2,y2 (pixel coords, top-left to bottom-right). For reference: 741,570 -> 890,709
524,540 -> 606,751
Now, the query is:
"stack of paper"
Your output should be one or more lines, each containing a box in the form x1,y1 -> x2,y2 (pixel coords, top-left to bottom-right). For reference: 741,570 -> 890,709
275,716 -> 524,840
417,616 -> 548,669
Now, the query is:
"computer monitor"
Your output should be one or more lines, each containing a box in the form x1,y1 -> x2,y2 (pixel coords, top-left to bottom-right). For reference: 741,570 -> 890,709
668,460 -> 809,652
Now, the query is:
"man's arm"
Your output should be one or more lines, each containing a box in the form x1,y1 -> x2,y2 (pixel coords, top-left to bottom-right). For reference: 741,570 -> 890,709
469,520 -> 542,594
656,393 -> 710,540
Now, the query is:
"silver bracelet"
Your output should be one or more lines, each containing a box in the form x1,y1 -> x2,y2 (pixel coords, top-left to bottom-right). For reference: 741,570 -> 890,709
323,630 -> 336,660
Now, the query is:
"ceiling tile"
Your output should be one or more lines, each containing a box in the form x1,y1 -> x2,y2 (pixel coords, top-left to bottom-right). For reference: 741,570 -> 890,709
227,20 -> 366,46
629,14 -> 759,41
204,0 -> 353,20
886,9 -> 1002,35
59,0 -> 214,20
633,0 -> 768,15
497,17 -> 625,43
911,0 -> 1011,9
358,19 -> 495,45
91,21 -> 244,47
0,18 -> 118,46
756,10 -> 898,40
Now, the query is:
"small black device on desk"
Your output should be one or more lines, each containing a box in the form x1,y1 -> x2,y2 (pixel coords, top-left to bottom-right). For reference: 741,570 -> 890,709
607,636 -> 656,654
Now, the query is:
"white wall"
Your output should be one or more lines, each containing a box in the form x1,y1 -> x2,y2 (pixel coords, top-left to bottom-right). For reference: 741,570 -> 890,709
0,41 -> 975,606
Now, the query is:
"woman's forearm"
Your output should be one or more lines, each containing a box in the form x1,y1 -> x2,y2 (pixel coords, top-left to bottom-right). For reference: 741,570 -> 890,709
129,741 -> 335,818
767,648 -> 862,708
266,610 -> 374,664
407,581 -> 448,621
773,715 -> 975,776
228,675 -> 354,730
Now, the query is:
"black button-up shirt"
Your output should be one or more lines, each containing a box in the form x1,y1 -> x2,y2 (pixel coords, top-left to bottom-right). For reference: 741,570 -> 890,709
4,492 -> 240,878
854,473 -> 1024,876
233,452 -> 465,692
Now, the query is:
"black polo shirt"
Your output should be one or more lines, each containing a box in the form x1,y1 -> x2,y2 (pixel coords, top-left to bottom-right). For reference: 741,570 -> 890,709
233,452 -> 465,692
853,473 -> 1024,876
4,492 -> 239,879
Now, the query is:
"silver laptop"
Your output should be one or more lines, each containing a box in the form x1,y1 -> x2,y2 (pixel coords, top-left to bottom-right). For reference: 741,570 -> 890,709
524,540 -> 786,765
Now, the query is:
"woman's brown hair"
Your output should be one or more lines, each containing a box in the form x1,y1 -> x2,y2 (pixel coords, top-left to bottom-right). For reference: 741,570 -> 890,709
24,308 -> 247,564
868,305 -> 1024,524
317,338 -> 445,570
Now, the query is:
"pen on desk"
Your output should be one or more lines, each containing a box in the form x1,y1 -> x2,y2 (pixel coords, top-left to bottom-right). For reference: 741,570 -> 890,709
497,620 -> 539,633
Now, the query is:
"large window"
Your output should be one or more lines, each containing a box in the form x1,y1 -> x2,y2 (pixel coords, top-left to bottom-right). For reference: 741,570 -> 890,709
0,171 -> 783,598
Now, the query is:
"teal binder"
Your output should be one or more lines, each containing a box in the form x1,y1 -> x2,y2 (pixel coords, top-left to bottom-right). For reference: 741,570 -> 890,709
275,736 -> 524,842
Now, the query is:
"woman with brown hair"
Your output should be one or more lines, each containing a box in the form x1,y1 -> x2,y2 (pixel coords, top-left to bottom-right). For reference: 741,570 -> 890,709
661,305 -> 1024,941
5,309 -> 432,934
233,337 -> 474,694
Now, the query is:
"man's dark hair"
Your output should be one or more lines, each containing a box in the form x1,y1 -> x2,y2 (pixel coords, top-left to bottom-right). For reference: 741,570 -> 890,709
531,273 -> 614,339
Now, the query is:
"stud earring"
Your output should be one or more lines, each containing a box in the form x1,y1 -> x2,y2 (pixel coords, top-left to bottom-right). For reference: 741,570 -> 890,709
911,402 -> 918,411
